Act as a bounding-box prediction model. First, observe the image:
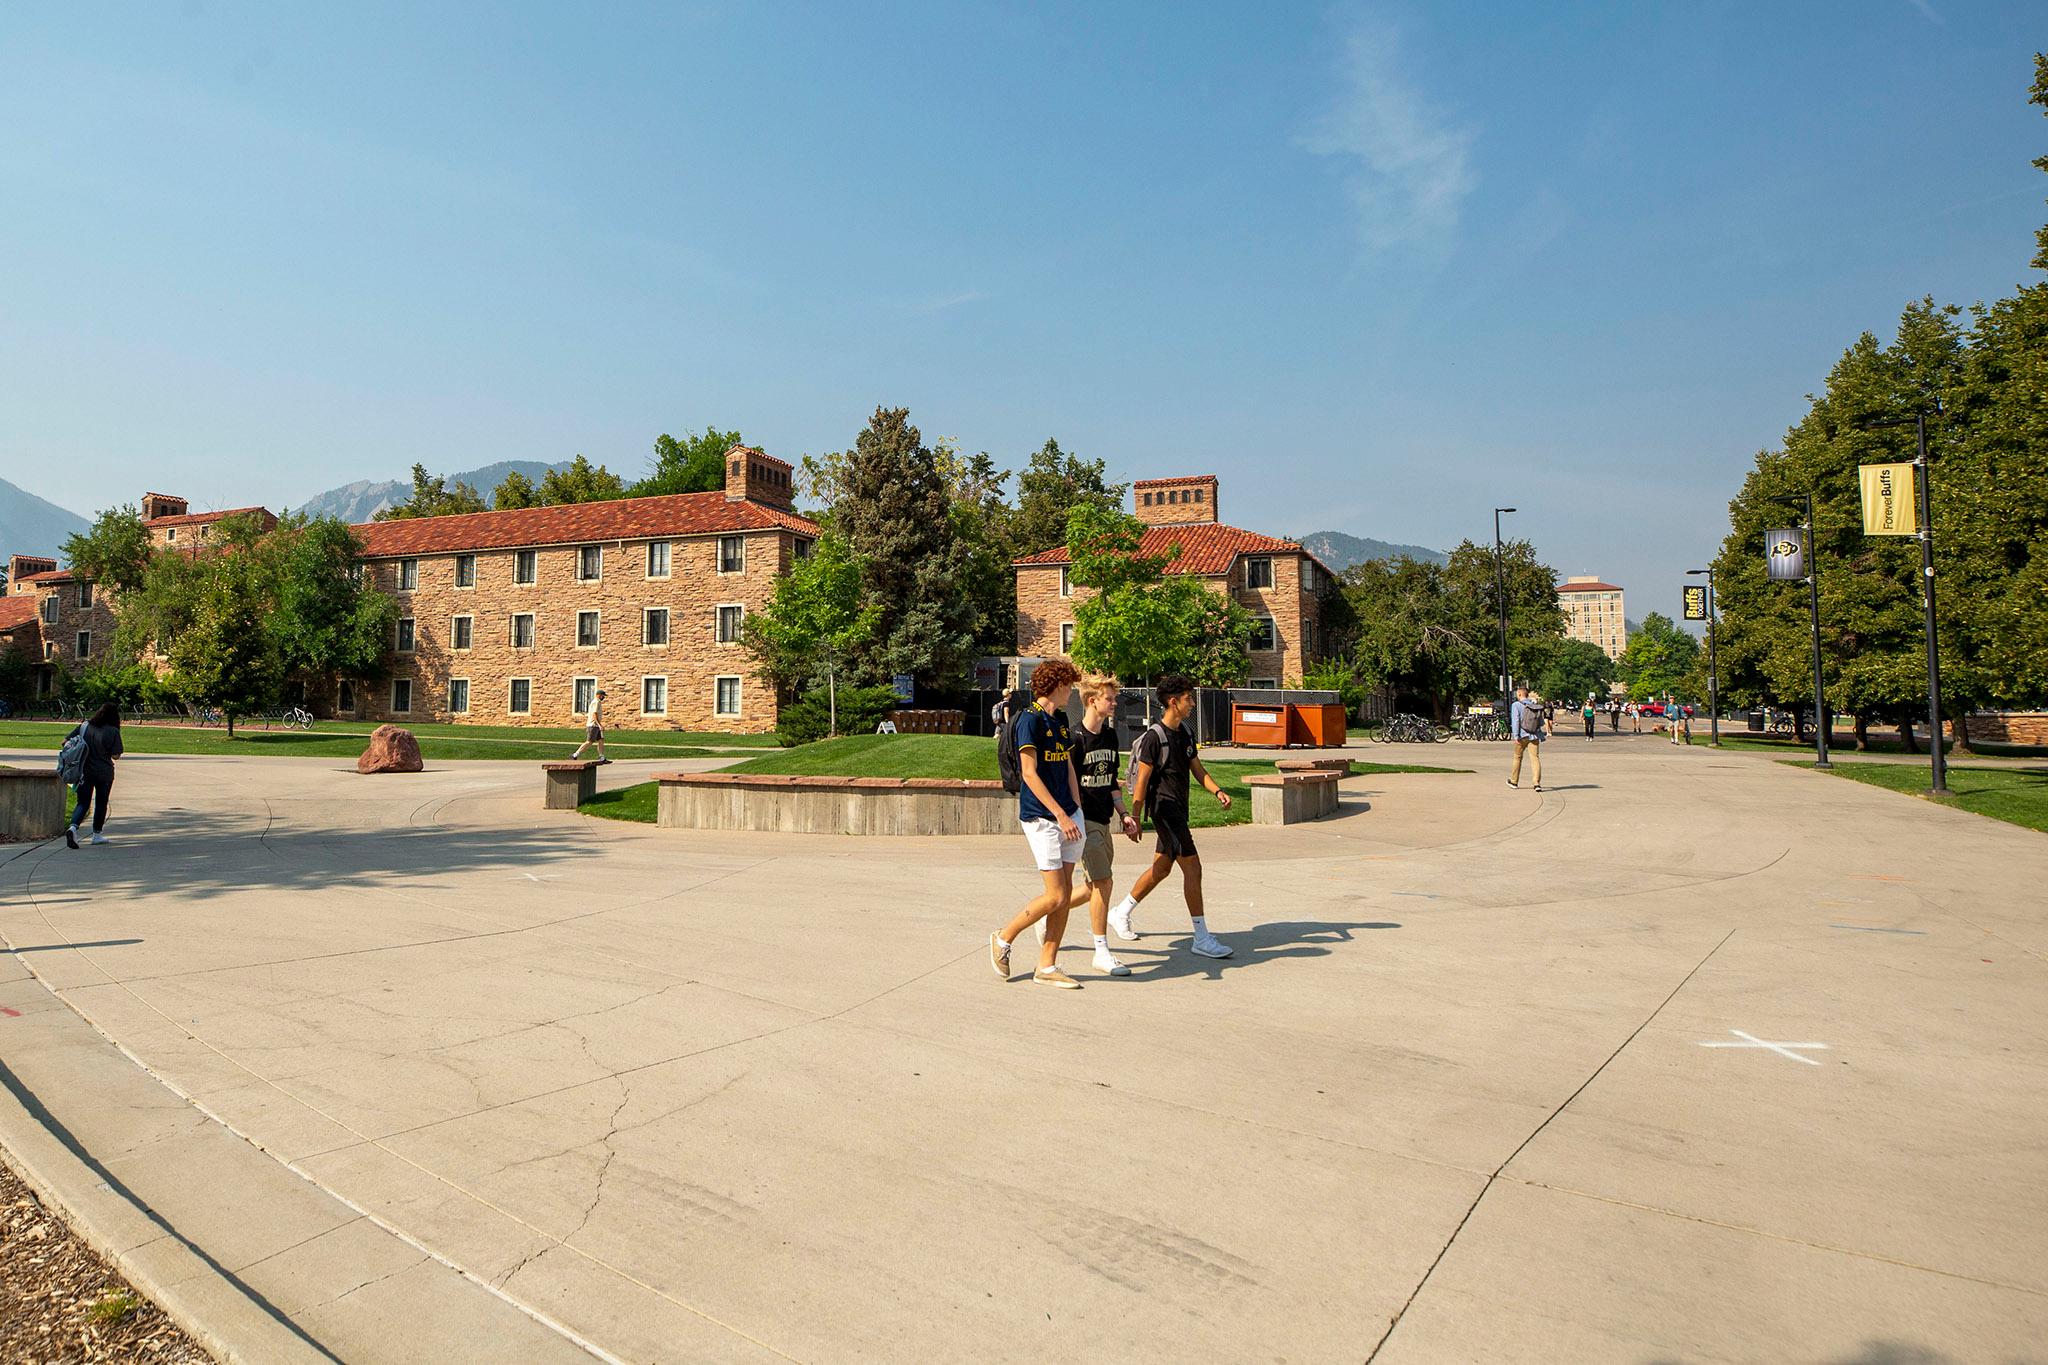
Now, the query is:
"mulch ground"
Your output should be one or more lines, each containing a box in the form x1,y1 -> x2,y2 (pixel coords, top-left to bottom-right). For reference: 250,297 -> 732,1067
0,1155 -> 210,1363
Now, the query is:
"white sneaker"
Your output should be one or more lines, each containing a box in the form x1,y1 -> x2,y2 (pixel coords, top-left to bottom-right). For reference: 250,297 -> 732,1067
1109,901 -> 1137,941
1092,949 -> 1131,977
1190,933 -> 1233,959
89,832 -> 109,846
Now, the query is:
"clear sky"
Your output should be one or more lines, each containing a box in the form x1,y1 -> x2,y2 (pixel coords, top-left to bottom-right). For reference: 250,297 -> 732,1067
3,2 -> 2042,625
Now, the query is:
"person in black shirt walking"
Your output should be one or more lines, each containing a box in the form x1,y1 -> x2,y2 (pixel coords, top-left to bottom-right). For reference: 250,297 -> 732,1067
66,703 -> 125,849
1039,673 -> 1140,977
1108,675 -> 1235,959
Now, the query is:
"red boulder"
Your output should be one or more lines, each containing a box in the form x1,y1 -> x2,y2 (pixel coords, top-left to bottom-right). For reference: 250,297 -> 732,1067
357,725 -> 423,774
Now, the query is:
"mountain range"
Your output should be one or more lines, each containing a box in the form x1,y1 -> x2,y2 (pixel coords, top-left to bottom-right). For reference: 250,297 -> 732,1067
0,476 -> 91,567
1298,530 -> 1448,570
292,460 -> 571,522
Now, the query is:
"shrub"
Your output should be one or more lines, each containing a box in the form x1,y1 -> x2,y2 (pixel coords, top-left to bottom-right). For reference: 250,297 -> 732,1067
776,685 -> 901,746
66,661 -> 179,713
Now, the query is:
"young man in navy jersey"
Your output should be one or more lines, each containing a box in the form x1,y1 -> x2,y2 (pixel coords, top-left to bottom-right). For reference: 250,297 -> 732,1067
1109,674 -> 1235,959
989,659 -> 1087,988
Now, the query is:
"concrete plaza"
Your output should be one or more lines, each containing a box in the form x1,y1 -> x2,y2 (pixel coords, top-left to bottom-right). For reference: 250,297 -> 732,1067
1,737 -> 2043,1362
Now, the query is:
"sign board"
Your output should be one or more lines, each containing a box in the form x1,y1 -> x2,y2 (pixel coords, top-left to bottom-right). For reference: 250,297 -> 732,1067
1764,527 -> 1807,581
972,658 -> 1002,690
890,673 -> 915,703
1241,710 -> 1280,724
1682,584 -> 1709,621
1859,462 -> 1918,536
875,721 -> 898,734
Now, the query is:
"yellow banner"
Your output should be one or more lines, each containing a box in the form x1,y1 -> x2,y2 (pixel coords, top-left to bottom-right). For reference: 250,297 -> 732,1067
1859,462 -> 1918,536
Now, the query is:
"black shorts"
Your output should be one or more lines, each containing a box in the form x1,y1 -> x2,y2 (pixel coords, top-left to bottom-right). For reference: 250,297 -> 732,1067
1150,803 -> 1198,860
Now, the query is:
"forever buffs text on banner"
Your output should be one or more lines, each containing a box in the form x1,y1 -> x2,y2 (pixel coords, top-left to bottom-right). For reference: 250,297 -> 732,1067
1859,462 -> 1918,536
1765,527 -> 1807,581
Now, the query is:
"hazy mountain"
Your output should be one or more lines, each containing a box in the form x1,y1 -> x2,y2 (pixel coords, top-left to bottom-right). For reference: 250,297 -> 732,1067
1300,530 -> 1448,571
294,460 -> 572,522
0,476 -> 90,567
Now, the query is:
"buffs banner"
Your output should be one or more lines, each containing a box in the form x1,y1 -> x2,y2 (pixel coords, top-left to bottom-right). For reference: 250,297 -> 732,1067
1765,527 -> 1807,581
1859,462 -> 1918,536
1682,584 -> 1708,621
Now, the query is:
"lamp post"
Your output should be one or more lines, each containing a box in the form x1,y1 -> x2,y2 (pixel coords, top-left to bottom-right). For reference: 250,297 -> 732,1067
1494,507 -> 1516,715
1686,568 -> 1720,747
1860,411 -> 1947,796
1768,492 -> 1830,770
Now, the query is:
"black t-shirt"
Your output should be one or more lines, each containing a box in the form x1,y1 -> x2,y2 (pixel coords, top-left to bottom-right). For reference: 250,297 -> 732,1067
1132,722 -> 1195,812
1074,721 -> 1122,824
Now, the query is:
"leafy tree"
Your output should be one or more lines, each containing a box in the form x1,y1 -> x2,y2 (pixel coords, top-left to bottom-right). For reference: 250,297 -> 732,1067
937,443 -> 1020,655
1064,502 -> 1256,686
1011,439 -> 1124,556
1619,613 -> 1701,702
61,505 -> 153,596
635,427 -> 744,497
774,684 -> 900,746
492,470 -> 541,509
743,531 -> 881,701
537,454 -> 626,505
168,552 -> 284,736
0,647 -> 33,710
375,465 -> 487,520
831,407 -> 982,687
268,516 -> 396,687
1538,638 -> 1616,704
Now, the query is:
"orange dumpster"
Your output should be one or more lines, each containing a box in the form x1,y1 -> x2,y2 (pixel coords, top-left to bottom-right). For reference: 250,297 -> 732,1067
1230,702 -> 1291,748
1287,703 -> 1349,748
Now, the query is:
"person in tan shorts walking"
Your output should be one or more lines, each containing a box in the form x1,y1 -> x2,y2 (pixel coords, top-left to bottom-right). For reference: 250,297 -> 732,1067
1507,684 -> 1545,791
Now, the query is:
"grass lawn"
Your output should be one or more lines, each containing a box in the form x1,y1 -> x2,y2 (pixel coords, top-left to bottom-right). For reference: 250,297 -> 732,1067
0,719 -> 719,764
582,733 -> 1465,828
1791,760 -> 2048,834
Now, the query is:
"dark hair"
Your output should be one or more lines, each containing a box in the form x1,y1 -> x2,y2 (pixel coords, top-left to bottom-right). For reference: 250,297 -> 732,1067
1155,674 -> 1193,706
1030,658 -> 1080,699
89,703 -> 121,729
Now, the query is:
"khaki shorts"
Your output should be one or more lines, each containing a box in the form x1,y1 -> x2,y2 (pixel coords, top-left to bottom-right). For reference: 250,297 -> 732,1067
1080,819 -> 1116,885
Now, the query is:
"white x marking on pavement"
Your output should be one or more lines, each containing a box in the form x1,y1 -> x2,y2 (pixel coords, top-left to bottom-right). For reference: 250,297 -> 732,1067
1698,1029 -> 1829,1065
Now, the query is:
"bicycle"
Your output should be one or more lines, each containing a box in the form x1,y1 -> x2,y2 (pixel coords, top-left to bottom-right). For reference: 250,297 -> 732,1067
283,706 -> 314,730
194,706 -> 223,728
1455,712 -> 1509,741
1378,712 -> 1448,743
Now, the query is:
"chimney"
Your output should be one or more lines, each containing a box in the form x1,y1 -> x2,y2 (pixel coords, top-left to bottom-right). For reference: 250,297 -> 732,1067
723,446 -> 795,510
141,492 -> 189,521
1133,475 -> 1219,527
8,555 -> 57,593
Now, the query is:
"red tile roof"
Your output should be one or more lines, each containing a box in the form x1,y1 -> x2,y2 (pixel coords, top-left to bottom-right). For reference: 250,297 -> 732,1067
0,596 -> 39,630
17,568 -> 75,585
350,492 -> 820,558
1557,580 -> 1623,593
1131,475 -> 1217,489
145,505 -> 273,528
1014,522 -> 1329,578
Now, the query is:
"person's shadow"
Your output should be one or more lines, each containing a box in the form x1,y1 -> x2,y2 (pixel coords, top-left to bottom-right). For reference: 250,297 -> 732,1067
1117,919 -> 1400,982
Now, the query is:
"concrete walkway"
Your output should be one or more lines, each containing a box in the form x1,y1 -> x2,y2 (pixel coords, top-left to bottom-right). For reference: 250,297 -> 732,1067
1,741 -> 2043,1362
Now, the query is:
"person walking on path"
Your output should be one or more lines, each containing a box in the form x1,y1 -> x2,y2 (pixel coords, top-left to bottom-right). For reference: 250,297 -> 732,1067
1107,675 -> 1236,959
1583,696 -> 1597,738
1038,673 -> 1141,977
989,660 -> 1087,988
1668,695 -> 1688,746
570,689 -> 609,763
1507,685 -> 1545,791
1608,699 -> 1620,733
65,703 -> 124,849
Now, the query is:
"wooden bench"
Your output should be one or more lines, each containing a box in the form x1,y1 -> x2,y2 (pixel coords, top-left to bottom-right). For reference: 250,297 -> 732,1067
0,765 -> 68,841
1275,757 -> 1353,778
1245,770 -> 1343,825
542,760 -> 599,810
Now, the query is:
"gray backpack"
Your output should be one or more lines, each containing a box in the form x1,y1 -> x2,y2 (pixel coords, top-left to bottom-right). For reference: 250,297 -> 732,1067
57,725 -> 87,786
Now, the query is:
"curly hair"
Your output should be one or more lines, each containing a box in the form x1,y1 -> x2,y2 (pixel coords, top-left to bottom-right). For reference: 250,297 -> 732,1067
1030,658 -> 1081,699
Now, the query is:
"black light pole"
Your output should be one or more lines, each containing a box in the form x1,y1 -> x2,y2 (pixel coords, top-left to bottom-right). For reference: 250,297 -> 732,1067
1686,568 -> 1720,747
1769,492 -> 1830,769
1494,508 -> 1516,714
1861,411 -> 1947,795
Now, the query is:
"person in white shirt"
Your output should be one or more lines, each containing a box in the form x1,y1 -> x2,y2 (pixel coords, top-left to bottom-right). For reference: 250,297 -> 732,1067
570,689 -> 608,763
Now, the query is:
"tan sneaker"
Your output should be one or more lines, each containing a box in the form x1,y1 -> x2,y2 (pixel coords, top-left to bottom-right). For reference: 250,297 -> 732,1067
1033,967 -> 1081,989
990,933 -> 1011,979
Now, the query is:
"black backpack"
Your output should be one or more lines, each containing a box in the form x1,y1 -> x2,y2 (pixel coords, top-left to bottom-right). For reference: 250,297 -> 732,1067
997,711 -> 1024,794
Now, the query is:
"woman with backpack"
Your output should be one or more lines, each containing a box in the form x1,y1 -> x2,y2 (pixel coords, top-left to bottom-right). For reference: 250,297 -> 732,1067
65,703 -> 124,848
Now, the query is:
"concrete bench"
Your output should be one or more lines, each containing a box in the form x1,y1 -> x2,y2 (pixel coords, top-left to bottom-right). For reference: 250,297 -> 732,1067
0,765 -> 68,841
542,760 -> 599,810
1245,770 -> 1342,825
653,773 -> 1012,835
1275,757 -> 1354,778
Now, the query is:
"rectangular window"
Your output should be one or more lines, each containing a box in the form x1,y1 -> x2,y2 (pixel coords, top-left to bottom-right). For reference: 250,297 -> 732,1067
1060,622 -> 1075,652
715,604 -> 743,644
577,545 -> 602,581
1193,488 -> 1204,504
451,615 -> 473,650
1059,567 -> 1072,598
714,675 -> 742,717
509,678 -> 532,714
78,582 -> 93,608
391,678 -> 413,713
455,554 -> 476,588
396,617 -> 416,653
573,677 -> 597,715
511,613 -> 535,649
1250,677 -> 1279,690
338,680 -> 356,713
1250,616 -> 1277,651
514,549 -> 537,585
642,676 -> 667,715
793,537 -> 814,561
718,535 -> 745,574
644,608 -> 670,646
1245,557 -> 1274,590
165,527 -> 177,543
577,610 -> 600,647
646,541 -> 670,578
75,631 -> 91,659
448,678 -> 470,714
398,559 -> 418,591
40,597 -> 56,625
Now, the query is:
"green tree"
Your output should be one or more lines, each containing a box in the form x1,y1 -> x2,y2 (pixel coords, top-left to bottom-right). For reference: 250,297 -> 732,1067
375,465 -> 487,520
1064,502 -> 1256,686
831,407 -> 982,687
168,553 -> 284,737
492,470 -> 541,509
61,505 -> 153,597
1011,439 -> 1125,556
1619,613 -> 1701,701
1538,638 -> 1616,703
634,427 -> 744,497
937,443 -> 1020,655
536,454 -> 626,505
743,531 -> 882,699
268,516 -> 396,688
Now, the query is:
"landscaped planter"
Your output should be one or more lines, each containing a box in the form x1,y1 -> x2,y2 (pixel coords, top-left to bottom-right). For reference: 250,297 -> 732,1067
653,772 -> 1013,835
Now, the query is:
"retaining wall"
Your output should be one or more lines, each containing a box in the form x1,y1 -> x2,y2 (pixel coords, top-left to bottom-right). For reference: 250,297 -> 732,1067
1951,712 -> 2048,747
655,773 -> 1014,835
0,766 -> 67,841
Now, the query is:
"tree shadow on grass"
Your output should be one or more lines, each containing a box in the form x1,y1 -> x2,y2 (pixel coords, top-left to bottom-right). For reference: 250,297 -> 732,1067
1111,918 -> 1401,983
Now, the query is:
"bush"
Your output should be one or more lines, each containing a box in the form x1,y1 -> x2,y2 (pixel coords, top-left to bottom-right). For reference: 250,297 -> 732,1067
65,661 -> 179,713
776,685 -> 901,746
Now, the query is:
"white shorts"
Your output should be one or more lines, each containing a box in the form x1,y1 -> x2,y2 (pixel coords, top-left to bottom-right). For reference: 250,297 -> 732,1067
1020,815 -> 1084,871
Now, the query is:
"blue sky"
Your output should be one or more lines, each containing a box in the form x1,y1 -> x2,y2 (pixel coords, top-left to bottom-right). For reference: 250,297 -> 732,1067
2,1 -> 2042,625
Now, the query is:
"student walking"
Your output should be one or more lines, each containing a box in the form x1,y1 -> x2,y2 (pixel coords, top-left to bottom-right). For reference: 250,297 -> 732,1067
1668,695 -> 1688,746
570,689 -> 609,762
1583,697 -> 1597,738
1107,675 -> 1235,959
1040,673 -> 1141,977
1629,701 -> 1643,734
1507,685 -> 1545,791
1608,699 -> 1620,733
989,660 -> 1087,988
65,704 -> 124,849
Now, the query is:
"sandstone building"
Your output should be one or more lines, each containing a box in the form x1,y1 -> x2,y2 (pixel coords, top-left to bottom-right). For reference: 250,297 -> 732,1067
1012,475 -> 1333,686
1558,575 -> 1627,661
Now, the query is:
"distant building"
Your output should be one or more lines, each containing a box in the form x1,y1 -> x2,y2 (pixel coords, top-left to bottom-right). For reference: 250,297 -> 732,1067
1558,576 -> 1626,660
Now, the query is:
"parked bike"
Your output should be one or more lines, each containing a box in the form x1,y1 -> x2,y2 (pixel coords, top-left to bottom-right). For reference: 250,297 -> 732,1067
1378,713 -> 1449,743
283,705 -> 314,730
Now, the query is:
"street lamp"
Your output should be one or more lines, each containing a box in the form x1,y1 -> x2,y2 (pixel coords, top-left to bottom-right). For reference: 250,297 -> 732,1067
1494,508 -> 1516,715
1767,493 -> 1831,770
1686,568 -> 1720,747
1859,410 -> 1947,796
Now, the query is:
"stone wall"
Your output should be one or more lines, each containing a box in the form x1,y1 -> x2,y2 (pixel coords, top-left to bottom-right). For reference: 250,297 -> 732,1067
1953,712 -> 2048,747
27,583 -> 121,676
656,773 -> 1014,835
